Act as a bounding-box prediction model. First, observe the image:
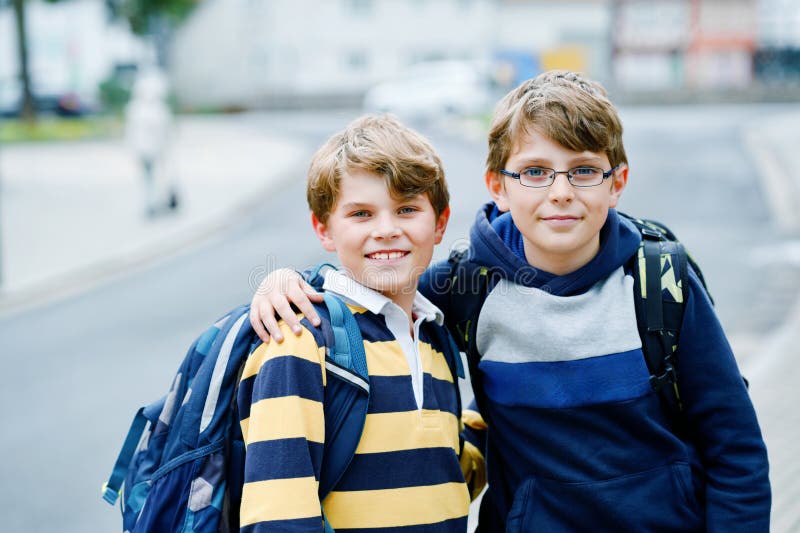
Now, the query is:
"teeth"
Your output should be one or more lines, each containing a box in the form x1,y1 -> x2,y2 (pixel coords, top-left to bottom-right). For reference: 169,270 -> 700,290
369,251 -> 406,260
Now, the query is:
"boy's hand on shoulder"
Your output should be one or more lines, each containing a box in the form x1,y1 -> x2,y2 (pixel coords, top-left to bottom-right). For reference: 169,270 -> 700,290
250,268 -> 324,343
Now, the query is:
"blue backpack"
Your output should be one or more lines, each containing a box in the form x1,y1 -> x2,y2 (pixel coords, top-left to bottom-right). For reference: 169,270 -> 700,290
102,293 -> 370,532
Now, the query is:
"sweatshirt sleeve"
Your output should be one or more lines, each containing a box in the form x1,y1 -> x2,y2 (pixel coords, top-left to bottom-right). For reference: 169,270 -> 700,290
676,270 -> 771,532
237,322 -> 328,533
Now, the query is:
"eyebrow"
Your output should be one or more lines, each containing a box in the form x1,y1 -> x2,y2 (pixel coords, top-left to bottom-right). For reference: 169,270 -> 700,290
339,202 -> 374,211
516,156 -> 605,167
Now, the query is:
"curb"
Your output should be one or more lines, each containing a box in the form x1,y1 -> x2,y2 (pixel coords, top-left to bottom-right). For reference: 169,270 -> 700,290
742,126 -> 800,235
0,162 -> 305,318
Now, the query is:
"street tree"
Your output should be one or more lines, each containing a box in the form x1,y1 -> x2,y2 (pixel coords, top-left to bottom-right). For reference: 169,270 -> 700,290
7,0 -> 197,122
106,0 -> 198,66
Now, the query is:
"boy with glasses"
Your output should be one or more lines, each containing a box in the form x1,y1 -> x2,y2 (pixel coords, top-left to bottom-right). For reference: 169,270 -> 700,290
250,70 -> 770,531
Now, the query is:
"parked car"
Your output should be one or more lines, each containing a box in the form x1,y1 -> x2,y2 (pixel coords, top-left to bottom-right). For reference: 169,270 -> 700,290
363,61 -> 492,121
0,78 -> 94,117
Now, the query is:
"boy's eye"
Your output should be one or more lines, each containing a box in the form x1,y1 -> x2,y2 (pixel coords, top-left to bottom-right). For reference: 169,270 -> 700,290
398,206 -> 418,214
350,210 -> 370,218
522,167 -> 549,177
571,167 -> 598,176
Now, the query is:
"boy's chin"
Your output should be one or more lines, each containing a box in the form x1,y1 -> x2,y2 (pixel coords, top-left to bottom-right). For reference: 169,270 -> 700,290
360,275 -> 419,298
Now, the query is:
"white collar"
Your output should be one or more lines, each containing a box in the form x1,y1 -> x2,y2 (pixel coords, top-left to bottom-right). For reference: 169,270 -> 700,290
321,268 -> 444,325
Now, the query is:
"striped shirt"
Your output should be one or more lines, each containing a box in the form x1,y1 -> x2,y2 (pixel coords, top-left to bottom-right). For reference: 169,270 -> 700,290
238,272 -> 470,532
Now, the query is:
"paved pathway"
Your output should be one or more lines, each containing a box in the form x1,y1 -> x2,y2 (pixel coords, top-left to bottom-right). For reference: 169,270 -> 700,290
0,114 -> 309,312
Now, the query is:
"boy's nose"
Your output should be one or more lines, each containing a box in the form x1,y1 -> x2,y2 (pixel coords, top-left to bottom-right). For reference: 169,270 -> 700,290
371,215 -> 402,239
548,174 -> 575,202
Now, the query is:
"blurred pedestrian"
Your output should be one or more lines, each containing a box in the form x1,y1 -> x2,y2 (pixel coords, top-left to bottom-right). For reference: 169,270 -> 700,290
125,68 -> 179,217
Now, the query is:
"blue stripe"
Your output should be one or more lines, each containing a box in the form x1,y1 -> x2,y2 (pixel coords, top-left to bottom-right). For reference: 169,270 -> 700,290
368,374 -> 458,414
240,516 -> 322,533
334,447 -> 464,491
335,516 -> 467,533
480,349 -> 651,408
422,374 -> 459,415
352,312 -> 394,342
244,438 -> 323,483
239,356 -> 324,420
368,376 -> 417,413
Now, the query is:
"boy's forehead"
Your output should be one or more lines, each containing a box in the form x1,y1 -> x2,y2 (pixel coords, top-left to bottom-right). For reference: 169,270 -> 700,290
508,127 -> 607,164
338,168 -> 432,204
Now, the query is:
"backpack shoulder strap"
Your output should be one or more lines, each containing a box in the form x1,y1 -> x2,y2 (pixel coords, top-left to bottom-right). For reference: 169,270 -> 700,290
622,213 -> 691,421
323,293 -> 369,383
444,247 -> 493,417
316,294 -> 370,510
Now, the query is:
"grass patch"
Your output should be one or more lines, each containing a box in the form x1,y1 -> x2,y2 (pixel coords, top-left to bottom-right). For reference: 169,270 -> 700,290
0,116 -> 123,143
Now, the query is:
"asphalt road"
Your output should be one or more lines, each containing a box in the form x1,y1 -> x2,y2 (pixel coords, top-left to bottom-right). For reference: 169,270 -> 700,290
1,105 -> 796,531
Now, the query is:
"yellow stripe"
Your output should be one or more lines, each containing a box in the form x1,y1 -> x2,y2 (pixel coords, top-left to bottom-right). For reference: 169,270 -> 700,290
355,410 -> 460,454
241,324 -> 325,381
345,303 -> 368,315
421,342 -> 454,383
324,482 -> 469,529
240,476 -> 321,526
363,341 -> 409,376
241,396 -> 324,444
367,340 -> 453,381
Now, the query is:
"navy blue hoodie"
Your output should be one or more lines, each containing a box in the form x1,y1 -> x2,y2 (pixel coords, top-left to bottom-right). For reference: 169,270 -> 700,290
421,203 -> 770,533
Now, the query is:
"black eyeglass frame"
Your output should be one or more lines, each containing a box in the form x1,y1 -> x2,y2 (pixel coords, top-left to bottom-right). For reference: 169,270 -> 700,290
499,165 -> 621,188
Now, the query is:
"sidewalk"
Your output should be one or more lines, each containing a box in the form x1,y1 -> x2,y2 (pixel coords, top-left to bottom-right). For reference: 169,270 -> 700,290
0,114 -> 309,314
740,108 -> 800,533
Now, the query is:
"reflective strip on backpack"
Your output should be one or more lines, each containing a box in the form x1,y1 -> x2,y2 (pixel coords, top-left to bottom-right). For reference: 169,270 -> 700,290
200,313 -> 249,434
325,360 -> 369,393
158,373 -> 182,428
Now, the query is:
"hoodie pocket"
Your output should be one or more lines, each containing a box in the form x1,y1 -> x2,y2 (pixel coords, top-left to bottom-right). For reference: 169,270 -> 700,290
506,462 -> 703,533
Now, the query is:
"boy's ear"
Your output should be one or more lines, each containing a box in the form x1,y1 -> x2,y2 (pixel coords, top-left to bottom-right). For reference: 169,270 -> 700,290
433,206 -> 451,245
608,164 -> 629,208
311,213 -> 337,252
485,170 -> 510,211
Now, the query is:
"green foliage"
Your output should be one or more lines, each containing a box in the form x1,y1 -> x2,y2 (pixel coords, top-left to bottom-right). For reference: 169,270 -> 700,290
0,116 -> 122,143
99,74 -> 133,112
113,0 -> 198,35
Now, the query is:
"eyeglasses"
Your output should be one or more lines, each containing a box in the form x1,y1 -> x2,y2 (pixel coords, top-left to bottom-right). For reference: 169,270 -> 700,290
500,165 -> 620,188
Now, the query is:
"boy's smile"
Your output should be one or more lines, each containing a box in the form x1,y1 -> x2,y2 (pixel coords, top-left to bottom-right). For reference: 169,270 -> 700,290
487,128 -> 627,275
312,169 -> 449,315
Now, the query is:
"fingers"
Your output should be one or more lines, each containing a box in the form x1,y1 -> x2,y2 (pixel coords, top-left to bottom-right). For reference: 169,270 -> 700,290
249,268 -> 327,342
273,293 -> 303,335
260,302 -> 285,343
250,305 -> 272,343
290,281 -> 322,327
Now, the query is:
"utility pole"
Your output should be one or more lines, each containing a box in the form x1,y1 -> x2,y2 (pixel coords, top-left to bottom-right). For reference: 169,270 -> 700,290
0,134 -> 4,289
11,0 -> 36,122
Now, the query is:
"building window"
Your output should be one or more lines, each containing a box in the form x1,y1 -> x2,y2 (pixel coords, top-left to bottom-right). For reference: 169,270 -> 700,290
346,51 -> 369,71
345,0 -> 372,15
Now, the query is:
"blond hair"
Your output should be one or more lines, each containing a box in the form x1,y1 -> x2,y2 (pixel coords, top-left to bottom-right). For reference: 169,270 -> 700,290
307,114 -> 449,223
487,70 -> 627,173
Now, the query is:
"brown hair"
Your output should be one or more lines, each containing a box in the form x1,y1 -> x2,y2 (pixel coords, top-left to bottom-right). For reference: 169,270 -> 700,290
307,114 -> 449,223
486,70 -> 627,173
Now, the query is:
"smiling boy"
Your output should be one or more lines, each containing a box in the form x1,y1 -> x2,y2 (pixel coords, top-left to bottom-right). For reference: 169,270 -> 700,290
249,71 -> 770,532
237,115 -> 480,532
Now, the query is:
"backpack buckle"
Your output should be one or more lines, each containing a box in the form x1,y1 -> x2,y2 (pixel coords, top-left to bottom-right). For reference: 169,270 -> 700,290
649,352 -> 677,391
640,226 -> 663,240
101,482 -> 120,505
